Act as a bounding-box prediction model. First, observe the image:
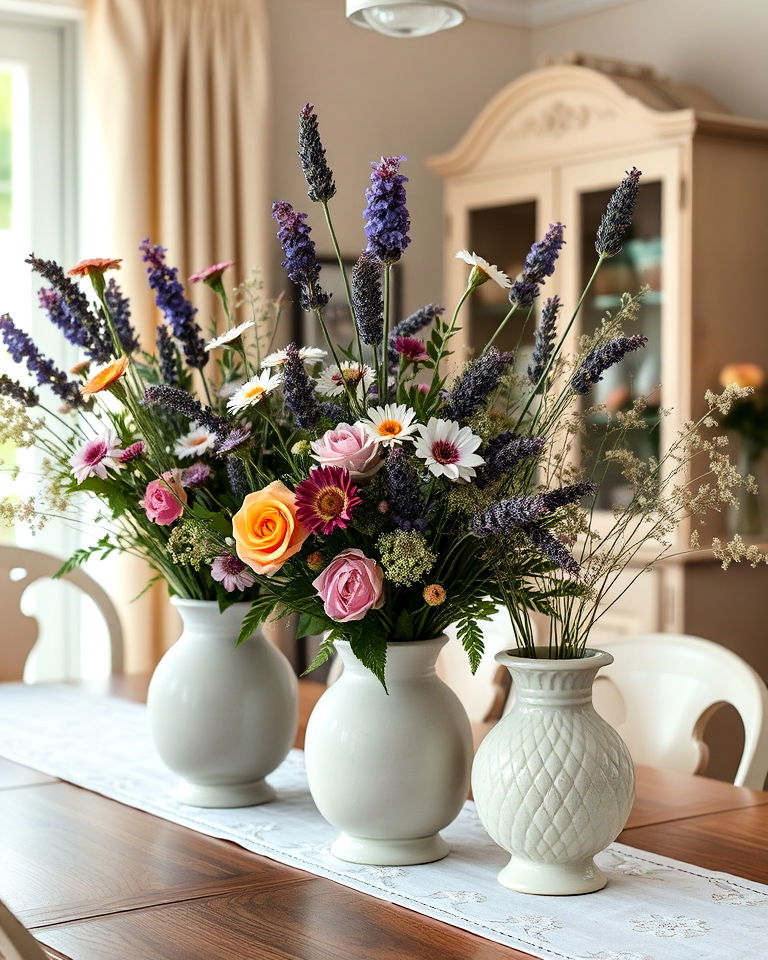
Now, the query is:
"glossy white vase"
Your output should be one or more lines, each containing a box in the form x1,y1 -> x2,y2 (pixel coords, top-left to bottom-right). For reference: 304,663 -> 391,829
148,598 -> 298,808
472,647 -> 634,895
305,636 -> 473,866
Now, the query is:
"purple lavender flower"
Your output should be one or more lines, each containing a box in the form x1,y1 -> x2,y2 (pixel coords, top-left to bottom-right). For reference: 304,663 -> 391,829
470,496 -> 548,536
443,347 -> 514,422
537,482 -> 595,512
596,167 -> 642,258
571,335 -> 647,395
0,314 -> 83,407
0,373 -> 38,406
38,288 -> 92,353
298,103 -> 336,203
385,448 -> 428,532
214,424 -> 252,457
281,342 -> 323,428
143,384 -> 230,436
104,277 -> 139,354
476,433 -> 545,489
226,456 -> 249,501
528,295 -> 561,385
139,239 -> 208,370
525,525 -> 580,578
352,252 -> 383,345
319,400 -> 347,422
509,223 -> 565,308
156,324 -> 179,386
27,256 -> 111,363
388,303 -> 443,367
272,201 -> 329,312
210,554 -> 256,592
363,156 -> 411,264
181,462 -> 211,488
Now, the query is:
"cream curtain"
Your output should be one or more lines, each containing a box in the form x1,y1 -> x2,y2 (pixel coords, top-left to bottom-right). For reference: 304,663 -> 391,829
85,0 -> 271,671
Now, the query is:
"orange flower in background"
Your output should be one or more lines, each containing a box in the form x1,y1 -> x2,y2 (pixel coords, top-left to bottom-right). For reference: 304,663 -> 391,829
68,258 -> 123,277
719,363 -> 766,391
81,355 -> 129,395
233,480 -> 310,576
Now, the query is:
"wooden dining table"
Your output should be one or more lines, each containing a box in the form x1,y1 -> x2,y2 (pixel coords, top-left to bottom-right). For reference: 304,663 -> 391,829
2,675 -> 768,960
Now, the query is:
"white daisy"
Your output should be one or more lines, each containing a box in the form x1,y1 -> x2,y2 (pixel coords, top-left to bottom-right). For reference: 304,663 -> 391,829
316,361 -> 374,398
173,423 -> 217,459
455,250 -> 512,290
205,319 -> 255,352
263,346 -> 327,368
226,369 -> 281,413
413,417 -> 485,482
362,403 -> 418,447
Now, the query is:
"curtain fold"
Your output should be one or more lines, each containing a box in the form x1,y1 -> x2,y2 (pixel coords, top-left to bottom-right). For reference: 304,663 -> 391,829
86,0 -> 271,671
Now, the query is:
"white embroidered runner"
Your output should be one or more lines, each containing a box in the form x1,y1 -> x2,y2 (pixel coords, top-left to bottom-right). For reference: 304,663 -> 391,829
0,684 -> 766,960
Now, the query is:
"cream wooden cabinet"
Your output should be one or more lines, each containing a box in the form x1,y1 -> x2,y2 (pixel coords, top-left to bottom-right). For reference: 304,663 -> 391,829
428,61 -> 768,779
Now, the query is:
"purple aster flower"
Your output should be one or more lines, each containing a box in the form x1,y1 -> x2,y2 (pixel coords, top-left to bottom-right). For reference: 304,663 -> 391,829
119,440 -> 145,462
596,167 -> 642,258
443,346 -> 514,422
139,239 -> 208,370
155,324 -> 179,386
225,457 -> 249,501
525,525 -> 580,578
388,303 -> 444,367
528,295 -> 561,385
476,433 -> 545,489
210,554 -> 256,593
509,223 -> 565,308
298,103 -> 336,203
214,424 -> 252,457
385,448 -> 428,532
0,373 -> 38,406
281,342 -> 323,428
104,277 -> 139,354
27,256 -> 111,363
0,313 -> 83,407
571,335 -> 647,395
143,384 -> 230,437
351,252 -> 383,345
271,201 -> 329,312
470,496 -> 548,537
363,156 -> 411,264
181,462 -> 211,488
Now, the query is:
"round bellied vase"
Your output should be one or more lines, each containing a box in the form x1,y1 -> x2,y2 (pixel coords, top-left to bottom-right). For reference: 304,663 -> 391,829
148,598 -> 298,808
304,636 -> 473,866
471,647 -> 634,895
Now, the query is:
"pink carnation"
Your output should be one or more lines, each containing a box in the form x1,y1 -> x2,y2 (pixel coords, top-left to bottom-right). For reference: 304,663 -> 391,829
393,336 -> 428,362
119,440 -> 144,462
312,548 -> 384,623
140,470 -> 187,525
310,422 -> 383,480
189,260 -> 234,285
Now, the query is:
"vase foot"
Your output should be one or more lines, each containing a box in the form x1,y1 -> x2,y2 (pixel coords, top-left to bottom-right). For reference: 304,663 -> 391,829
331,832 -> 450,866
497,856 -> 607,896
171,778 -> 276,808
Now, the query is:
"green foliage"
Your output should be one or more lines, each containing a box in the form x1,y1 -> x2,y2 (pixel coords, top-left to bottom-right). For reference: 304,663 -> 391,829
54,536 -> 116,579
237,594 -> 280,645
456,612 -> 487,675
302,629 -> 339,675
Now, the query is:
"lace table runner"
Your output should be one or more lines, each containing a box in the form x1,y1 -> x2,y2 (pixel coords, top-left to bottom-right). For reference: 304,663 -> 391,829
0,684 -> 766,960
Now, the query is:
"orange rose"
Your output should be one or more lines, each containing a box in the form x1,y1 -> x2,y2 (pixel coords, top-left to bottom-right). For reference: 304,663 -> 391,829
233,480 -> 309,576
719,363 -> 765,391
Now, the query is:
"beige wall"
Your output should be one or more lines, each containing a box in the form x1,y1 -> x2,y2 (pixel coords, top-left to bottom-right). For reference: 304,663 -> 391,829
267,0 -> 530,320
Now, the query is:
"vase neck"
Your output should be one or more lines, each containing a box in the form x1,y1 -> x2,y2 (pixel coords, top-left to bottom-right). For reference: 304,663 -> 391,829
335,636 -> 447,682
499,648 -> 612,707
172,599 -> 256,643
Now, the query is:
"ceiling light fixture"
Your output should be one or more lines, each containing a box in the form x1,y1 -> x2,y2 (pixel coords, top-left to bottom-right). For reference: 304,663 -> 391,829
346,0 -> 467,38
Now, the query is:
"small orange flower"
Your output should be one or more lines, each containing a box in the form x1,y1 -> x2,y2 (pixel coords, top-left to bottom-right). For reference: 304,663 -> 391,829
68,257 -> 122,277
81,356 -> 129,395
719,363 -> 765,391
423,584 -> 446,607
70,360 -> 91,376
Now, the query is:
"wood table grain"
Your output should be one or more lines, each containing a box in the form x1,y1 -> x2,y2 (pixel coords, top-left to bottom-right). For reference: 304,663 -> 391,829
1,677 -> 766,960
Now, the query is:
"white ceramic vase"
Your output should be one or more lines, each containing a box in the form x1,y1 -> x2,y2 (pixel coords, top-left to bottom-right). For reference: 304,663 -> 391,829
148,598 -> 298,808
304,636 -> 473,866
472,647 -> 634,895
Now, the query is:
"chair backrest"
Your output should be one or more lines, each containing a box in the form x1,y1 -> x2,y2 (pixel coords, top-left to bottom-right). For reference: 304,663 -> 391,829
0,900 -> 48,960
595,633 -> 768,789
0,545 -> 124,682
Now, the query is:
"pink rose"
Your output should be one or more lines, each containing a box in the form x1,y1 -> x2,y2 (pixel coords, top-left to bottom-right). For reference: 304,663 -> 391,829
312,548 -> 385,622
310,422 -> 383,480
140,470 -> 188,525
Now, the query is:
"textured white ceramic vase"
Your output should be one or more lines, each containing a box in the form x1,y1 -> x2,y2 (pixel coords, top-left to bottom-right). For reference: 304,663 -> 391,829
304,636 -> 473,866
472,647 -> 634,895
148,598 -> 298,808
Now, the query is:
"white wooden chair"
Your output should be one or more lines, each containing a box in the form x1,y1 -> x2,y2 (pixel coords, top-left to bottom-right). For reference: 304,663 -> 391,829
0,900 -> 48,960
595,633 -> 768,789
0,545 -> 124,682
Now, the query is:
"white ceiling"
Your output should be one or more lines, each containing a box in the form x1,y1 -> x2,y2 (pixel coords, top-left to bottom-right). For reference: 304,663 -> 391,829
468,0 -> 638,28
